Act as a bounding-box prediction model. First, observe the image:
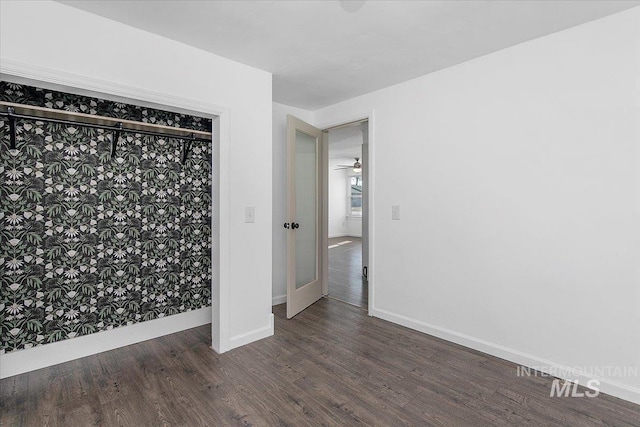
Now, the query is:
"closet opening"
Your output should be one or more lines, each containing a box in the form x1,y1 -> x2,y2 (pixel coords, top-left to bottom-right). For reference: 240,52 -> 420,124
0,79 -> 220,372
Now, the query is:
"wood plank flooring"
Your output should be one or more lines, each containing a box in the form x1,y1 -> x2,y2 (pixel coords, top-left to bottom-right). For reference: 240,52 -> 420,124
1,298 -> 639,426
328,237 -> 368,308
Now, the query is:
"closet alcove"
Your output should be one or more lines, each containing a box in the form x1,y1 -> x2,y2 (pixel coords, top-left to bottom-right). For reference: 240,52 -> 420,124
0,81 -> 213,353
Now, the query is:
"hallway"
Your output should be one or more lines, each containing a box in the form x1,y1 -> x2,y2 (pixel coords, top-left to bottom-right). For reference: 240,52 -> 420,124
328,237 -> 368,308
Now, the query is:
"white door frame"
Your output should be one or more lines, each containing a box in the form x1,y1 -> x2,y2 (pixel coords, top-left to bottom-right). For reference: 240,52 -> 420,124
318,110 -> 375,315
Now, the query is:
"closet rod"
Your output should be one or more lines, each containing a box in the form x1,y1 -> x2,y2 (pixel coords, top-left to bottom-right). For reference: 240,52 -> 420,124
0,109 -> 212,145
0,101 -> 212,142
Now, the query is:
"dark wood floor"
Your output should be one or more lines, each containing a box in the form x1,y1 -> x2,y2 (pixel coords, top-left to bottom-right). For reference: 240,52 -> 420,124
1,299 -> 639,426
328,237 -> 368,308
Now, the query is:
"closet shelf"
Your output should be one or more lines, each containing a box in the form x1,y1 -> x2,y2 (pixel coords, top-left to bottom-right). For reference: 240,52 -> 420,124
0,101 -> 211,140
0,101 -> 212,163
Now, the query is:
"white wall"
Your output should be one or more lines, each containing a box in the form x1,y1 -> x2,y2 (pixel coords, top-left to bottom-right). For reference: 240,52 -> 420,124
346,216 -> 362,238
0,0 -> 273,373
315,8 -> 640,403
328,159 -> 349,237
272,103 -> 314,304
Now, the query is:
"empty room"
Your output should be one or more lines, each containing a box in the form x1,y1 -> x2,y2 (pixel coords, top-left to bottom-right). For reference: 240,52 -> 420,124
1,0 -> 639,425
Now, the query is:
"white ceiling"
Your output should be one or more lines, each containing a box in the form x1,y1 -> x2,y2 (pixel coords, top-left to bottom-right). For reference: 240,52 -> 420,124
59,0 -> 639,110
328,124 -> 364,161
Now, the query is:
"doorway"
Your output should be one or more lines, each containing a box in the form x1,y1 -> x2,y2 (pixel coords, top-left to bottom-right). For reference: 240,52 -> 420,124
285,115 -> 371,318
325,121 -> 369,309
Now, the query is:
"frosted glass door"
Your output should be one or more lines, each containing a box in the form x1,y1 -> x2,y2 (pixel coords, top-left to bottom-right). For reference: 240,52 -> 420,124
295,131 -> 318,288
286,115 -> 323,318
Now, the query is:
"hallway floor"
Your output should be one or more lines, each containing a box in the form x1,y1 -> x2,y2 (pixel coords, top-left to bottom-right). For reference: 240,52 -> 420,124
328,237 -> 368,308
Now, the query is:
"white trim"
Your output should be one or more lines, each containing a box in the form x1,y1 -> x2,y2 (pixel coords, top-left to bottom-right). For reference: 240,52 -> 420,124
0,307 -> 211,379
272,294 -> 287,306
0,58 -> 231,355
229,314 -> 274,350
366,113 -> 375,317
371,307 -> 640,405
0,59 -> 228,117
214,108 -> 232,354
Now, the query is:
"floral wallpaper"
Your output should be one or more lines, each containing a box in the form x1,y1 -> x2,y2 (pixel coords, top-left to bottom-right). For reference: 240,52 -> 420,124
0,82 -> 212,353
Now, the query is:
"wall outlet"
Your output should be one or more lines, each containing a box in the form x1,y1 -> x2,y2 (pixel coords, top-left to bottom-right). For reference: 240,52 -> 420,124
392,205 -> 400,220
245,206 -> 255,223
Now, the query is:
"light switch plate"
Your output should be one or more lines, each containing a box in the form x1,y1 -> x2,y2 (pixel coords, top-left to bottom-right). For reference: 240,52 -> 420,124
245,207 -> 255,223
392,205 -> 400,220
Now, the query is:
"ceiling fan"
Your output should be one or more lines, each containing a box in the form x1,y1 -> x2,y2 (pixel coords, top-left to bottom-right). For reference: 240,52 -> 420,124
335,157 -> 362,173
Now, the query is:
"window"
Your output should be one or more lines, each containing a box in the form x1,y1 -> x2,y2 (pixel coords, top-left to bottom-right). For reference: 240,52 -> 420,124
349,175 -> 362,216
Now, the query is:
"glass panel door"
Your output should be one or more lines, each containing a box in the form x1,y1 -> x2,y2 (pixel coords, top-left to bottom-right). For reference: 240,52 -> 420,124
295,130 -> 318,288
286,115 -> 324,318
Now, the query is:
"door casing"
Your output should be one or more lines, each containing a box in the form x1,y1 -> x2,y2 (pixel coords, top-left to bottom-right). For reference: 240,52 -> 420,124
286,111 -> 375,318
320,115 -> 373,314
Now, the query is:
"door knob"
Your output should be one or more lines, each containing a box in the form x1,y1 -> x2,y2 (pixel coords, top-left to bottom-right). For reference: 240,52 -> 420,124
291,222 -> 300,229
283,222 -> 290,229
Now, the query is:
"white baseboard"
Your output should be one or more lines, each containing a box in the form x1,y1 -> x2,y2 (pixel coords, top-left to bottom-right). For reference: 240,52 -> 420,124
328,234 -> 362,239
272,294 -> 287,306
229,314 -> 274,350
371,307 -> 640,405
0,307 -> 212,379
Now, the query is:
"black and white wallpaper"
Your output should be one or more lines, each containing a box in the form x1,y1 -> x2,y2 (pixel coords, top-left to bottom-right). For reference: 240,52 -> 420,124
0,82 -> 212,353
